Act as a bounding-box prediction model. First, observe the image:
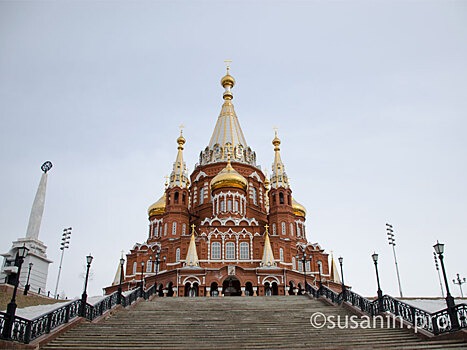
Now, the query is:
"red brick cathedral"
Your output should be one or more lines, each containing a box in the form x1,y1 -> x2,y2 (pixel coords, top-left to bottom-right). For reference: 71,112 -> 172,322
105,68 -> 341,297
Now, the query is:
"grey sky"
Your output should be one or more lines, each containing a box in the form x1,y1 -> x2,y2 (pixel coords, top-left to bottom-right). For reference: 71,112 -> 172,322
1,1 -> 466,299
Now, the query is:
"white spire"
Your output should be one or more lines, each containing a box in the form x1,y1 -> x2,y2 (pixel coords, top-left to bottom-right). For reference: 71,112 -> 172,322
270,129 -> 289,189
261,225 -> 276,267
329,252 -> 341,284
199,66 -> 256,166
185,225 -> 199,267
169,128 -> 189,189
25,161 -> 52,240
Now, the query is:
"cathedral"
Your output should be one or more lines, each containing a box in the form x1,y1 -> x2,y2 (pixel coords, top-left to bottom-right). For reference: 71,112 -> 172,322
104,68 -> 340,297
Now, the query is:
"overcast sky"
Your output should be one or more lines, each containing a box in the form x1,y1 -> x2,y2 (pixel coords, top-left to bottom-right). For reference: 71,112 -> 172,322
1,1 -> 466,299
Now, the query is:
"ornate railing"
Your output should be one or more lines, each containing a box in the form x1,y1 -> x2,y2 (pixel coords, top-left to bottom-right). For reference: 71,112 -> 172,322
0,287 -> 144,344
306,283 -> 467,335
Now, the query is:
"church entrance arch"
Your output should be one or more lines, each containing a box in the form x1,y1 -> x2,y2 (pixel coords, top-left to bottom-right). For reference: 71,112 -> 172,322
210,282 -> 219,297
222,276 -> 241,296
166,282 -> 174,297
184,282 -> 198,297
245,282 -> 254,296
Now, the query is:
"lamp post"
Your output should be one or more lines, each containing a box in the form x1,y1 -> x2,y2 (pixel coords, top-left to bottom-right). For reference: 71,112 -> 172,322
2,245 -> 29,339
433,252 -> 445,297
54,227 -> 72,299
140,261 -> 145,297
433,241 -> 460,330
372,252 -> 384,312
23,262 -> 33,295
117,256 -> 125,304
453,274 -> 466,298
154,250 -> 161,296
295,250 -> 311,294
80,254 -> 93,317
338,256 -> 345,298
386,223 -> 403,297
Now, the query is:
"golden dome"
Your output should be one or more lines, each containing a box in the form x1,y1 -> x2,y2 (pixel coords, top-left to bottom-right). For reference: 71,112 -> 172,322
221,73 -> 235,88
292,198 -> 306,217
148,194 -> 166,217
211,160 -> 247,192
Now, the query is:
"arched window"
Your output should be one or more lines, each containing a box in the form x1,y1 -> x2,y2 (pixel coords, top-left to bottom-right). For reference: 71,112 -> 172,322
279,192 -> 284,204
199,187 -> 205,204
182,193 -> 186,204
233,200 -> 239,212
182,223 -> 186,235
220,200 -> 226,212
298,259 -> 303,272
317,260 -> 323,274
211,242 -> 221,260
174,191 -> 179,204
305,261 -> 310,272
227,199 -> 232,211
164,223 -> 167,236
240,242 -> 249,260
288,195 -> 291,205
252,187 -> 257,205
281,222 -> 286,235
297,223 -> 301,237
146,260 -> 152,272
292,257 -> 296,270
225,242 -> 235,260
279,248 -> 284,262
272,223 -> 276,235
176,248 -> 180,262
172,222 -> 177,235
132,262 -> 137,275
289,223 -> 294,236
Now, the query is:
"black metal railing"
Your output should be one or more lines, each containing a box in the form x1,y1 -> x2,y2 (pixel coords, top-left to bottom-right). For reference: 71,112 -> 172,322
0,287 -> 144,344
306,283 -> 467,335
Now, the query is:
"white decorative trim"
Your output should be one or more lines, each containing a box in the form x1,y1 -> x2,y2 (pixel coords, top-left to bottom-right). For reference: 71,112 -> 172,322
194,171 -> 208,182
249,171 -> 262,182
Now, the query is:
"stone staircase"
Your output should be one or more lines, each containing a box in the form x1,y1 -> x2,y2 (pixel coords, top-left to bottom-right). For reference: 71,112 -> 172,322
41,296 -> 466,349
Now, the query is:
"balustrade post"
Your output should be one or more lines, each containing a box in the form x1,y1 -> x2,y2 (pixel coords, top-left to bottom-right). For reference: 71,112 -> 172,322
24,321 -> 31,344
65,304 -> 70,323
46,313 -> 52,334
393,299 -> 399,317
432,315 -> 440,335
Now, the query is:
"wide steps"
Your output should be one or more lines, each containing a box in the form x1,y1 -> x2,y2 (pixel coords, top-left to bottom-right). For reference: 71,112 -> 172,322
41,296 -> 467,349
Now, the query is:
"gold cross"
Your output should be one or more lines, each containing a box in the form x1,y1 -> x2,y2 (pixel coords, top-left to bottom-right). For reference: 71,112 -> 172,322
273,126 -> 278,137
191,224 -> 196,234
224,59 -> 232,73
264,224 -> 269,233
179,123 -> 185,135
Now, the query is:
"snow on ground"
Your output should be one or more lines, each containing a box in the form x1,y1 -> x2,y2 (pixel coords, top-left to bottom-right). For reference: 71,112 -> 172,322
1,294 -> 117,320
397,298 -> 467,313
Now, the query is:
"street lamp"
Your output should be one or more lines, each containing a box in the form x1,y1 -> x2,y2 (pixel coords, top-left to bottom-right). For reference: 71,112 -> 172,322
433,241 -> 460,330
453,274 -> 466,298
295,250 -> 311,294
80,254 -> 93,317
372,252 -> 384,312
386,223 -> 403,297
140,261 -> 145,297
117,256 -> 125,304
433,252 -> 444,297
54,227 -> 72,299
2,245 -> 29,339
338,256 -> 345,298
154,249 -> 161,296
23,262 -> 33,296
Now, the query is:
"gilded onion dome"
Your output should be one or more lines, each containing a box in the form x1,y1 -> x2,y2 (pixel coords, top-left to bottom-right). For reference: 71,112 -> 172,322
148,194 -> 166,217
292,198 -> 306,217
211,158 -> 248,192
